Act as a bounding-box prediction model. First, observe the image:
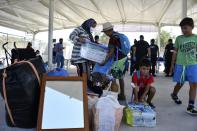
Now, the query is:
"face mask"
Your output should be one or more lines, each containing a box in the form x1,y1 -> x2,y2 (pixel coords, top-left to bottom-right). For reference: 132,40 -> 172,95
90,27 -> 95,33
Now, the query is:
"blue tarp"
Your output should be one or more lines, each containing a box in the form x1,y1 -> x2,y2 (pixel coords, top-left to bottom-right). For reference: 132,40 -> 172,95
47,68 -> 69,77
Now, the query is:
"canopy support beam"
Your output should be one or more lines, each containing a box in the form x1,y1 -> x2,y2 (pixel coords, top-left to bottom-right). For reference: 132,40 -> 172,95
89,0 -> 108,21
48,0 -> 54,69
40,0 -> 80,26
0,0 -> 28,9
157,24 -> 161,52
157,0 -> 174,24
32,32 -> 36,46
15,5 -> 62,26
116,0 -> 126,23
0,16 -> 35,28
0,8 -> 47,27
37,21 -> 158,32
182,0 -> 187,18
0,21 -> 29,32
6,0 -> 33,32
61,0 -> 87,20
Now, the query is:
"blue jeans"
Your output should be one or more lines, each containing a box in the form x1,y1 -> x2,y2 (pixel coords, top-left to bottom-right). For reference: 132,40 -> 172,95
56,54 -> 64,68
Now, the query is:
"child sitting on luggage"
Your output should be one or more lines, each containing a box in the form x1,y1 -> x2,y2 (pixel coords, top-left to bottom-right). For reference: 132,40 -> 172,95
132,58 -> 156,108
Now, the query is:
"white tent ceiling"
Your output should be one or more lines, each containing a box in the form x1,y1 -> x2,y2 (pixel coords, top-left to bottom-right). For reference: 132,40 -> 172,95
0,0 -> 197,33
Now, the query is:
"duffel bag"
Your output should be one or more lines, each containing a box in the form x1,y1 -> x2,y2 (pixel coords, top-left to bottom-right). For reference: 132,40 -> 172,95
0,56 -> 46,128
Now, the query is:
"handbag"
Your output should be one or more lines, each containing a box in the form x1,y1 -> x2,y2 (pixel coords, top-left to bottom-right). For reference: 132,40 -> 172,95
0,56 -> 46,128
111,49 -> 128,79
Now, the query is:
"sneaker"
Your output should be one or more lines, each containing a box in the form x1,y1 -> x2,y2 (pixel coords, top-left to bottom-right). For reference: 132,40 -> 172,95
171,93 -> 182,104
148,102 -> 156,109
186,106 -> 197,115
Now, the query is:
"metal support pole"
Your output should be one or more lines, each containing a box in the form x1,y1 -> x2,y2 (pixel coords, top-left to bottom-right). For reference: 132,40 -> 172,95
48,0 -> 54,69
32,33 -> 36,47
24,37 -> 26,47
6,34 -> 8,49
182,0 -> 187,18
6,33 -> 8,42
157,25 -> 161,53
156,25 -> 161,73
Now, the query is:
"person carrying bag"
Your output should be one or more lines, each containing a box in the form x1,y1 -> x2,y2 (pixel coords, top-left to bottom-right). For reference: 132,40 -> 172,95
101,22 -> 130,100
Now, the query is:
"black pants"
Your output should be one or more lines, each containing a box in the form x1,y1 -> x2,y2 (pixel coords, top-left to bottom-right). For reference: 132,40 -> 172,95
151,58 -> 157,75
130,60 -> 136,75
165,58 -> 172,75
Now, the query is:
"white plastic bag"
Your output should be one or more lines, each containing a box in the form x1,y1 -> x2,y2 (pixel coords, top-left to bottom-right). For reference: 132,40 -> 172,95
102,82 -> 120,99
93,95 -> 124,131
88,95 -> 99,130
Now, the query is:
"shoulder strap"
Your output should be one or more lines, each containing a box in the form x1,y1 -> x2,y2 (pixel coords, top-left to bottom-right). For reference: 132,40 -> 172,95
136,71 -> 140,80
131,71 -> 140,81
112,32 -> 119,36
112,32 -> 121,42
2,69 -> 15,126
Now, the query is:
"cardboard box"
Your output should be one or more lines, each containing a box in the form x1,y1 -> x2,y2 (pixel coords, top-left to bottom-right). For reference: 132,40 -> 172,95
80,42 -> 108,64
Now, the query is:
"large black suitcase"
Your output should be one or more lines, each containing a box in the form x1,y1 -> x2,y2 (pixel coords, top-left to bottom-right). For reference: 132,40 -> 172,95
0,56 -> 46,128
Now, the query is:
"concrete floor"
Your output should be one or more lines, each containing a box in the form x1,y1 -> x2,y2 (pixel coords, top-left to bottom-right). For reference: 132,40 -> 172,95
0,70 -> 197,131
120,73 -> 197,131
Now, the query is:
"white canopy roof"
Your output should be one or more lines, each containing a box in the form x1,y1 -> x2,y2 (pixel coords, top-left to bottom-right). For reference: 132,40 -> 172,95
0,0 -> 197,33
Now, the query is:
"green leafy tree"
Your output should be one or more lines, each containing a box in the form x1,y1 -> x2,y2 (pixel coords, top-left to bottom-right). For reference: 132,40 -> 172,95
160,30 -> 175,48
99,33 -> 109,45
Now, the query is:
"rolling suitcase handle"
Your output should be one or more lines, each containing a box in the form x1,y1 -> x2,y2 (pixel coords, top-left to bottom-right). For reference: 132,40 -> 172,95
2,42 -> 11,67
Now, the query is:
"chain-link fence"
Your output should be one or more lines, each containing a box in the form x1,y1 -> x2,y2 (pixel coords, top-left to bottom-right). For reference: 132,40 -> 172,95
0,31 -> 74,69
0,32 -> 47,67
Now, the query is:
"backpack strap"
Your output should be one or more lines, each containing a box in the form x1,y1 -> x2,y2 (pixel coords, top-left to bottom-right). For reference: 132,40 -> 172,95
111,32 -> 120,62
116,47 -> 118,61
131,71 -> 140,82
112,32 -> 121,48
112,32 -> 119,37
136,71 -> 151,80
136,71 -> 140,80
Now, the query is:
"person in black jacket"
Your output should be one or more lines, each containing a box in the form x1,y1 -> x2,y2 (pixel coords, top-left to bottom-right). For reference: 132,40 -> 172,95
134,35 -> 151,71
164,39 -> 174,77
150,39 -> 159,77
130,39 -> 137,75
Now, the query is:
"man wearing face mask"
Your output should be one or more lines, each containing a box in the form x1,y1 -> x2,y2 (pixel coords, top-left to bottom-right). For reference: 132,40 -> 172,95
69,18 -> 97,78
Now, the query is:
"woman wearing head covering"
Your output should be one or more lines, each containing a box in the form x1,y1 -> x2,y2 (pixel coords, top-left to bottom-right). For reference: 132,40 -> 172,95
26,42 -> 33,49
69,18 -> 97,77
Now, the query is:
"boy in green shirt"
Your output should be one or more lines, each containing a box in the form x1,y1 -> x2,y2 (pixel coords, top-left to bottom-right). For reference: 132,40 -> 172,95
170,17 -> 197,115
